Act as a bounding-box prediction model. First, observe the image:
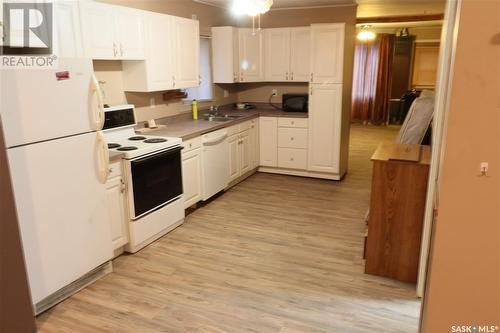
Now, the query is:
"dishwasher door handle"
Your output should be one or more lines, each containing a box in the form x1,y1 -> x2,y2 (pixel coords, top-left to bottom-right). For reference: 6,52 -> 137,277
202,131 -> 228,145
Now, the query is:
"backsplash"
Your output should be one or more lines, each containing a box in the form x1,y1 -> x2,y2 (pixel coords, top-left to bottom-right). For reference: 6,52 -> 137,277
93,60 -> 239,123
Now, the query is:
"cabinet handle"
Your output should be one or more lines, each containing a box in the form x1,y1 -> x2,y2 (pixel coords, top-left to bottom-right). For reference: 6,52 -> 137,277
290,157 -> 294,161
310,73 -> 314,82
286,72 -> 289,80
290,137 -> 294,141
120,179 -> 126,193
189,143 -> 193,148
199,75 -> 202,86
173,76 -> 176,88
240,73 -> 244,82
113,43 -> 117,57
233,72 -> 237,82
291,72 -> 294,80
291,121 -> 295,125
120,43 -> 124,57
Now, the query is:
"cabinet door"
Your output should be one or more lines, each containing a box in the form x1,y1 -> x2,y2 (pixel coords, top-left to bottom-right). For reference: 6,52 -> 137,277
239,130 -> 251,175
80,2 -> 116,59
238,29 -> 264,82
182,149 -> 202,209
259,117 -> 278,167
146,13 -> 174,90
265,28 -> 291,82
290,27 -> 311,82
249,120 -> 259,169
172,17 -> 200,89
115,7 -> 145,60
53,1 -> 83,58
106,177 -> 128,250
212,26 -> 239,83
310,24 -> 345,84
228,134 -> 241,182
308,84 -> 342,174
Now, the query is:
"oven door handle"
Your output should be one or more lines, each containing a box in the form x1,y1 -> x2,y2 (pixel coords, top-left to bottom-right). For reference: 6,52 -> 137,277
131,146 -> 183,164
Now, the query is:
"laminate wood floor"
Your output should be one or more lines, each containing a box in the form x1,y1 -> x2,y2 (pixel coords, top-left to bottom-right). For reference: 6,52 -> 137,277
37,124 -> 421,333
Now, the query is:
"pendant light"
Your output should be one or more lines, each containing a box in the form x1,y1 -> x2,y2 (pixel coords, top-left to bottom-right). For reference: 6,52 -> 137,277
232,0 -> 274,35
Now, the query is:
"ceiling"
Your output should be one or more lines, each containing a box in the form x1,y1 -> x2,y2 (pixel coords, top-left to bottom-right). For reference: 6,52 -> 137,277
194,0 -> 446,17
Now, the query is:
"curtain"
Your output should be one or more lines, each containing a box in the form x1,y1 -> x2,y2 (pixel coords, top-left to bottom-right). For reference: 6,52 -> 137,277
351,34 -> 395,125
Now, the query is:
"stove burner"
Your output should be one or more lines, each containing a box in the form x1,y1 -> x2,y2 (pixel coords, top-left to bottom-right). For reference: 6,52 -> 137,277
108,143 -> 121,149
129,136 -> 147,141
117,146 -> 138,151
144,138 -> 168,143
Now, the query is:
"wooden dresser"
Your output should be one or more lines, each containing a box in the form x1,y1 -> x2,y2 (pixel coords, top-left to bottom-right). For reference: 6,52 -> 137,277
364,143 -> 431,283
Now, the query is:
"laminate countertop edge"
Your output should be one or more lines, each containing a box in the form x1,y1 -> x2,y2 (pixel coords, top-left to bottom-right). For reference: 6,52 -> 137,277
145,109 -> 308,141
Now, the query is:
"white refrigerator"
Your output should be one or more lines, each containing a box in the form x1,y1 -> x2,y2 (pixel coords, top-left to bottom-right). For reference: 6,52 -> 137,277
0,58 -> 113,308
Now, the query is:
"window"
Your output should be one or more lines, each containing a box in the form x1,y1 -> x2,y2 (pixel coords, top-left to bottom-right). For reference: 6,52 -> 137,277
185,37 -> 213,102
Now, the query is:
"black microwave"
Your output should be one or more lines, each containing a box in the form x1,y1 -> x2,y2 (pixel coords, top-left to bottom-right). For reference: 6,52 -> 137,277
282,94 -> 309,112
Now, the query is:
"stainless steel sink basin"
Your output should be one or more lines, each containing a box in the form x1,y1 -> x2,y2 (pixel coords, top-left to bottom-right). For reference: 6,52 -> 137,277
204,114 -> 243,122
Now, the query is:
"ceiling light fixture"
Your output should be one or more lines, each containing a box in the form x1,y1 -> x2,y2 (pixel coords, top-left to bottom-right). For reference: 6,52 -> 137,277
357,25 -> 376,42
231,0 -> 273,35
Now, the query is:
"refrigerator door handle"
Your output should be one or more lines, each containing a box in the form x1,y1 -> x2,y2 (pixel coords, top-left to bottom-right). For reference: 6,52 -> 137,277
96,132 -> 110,184
91,74 -> 105,131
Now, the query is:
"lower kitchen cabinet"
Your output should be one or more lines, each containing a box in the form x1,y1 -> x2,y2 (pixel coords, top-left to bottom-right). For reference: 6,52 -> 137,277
249,119 -> 260,169
182,138 -> 202,209
228,128 -> 251,183
308,84 -> 342,174
105,161 -> 128,250
259,117 -> 278,167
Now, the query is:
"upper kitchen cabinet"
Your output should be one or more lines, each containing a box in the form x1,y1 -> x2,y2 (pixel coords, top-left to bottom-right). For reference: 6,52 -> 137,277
122,13 -> 200,92
264,28 -> 291,82
264,27 -> 310,82
310,23 -> 345,84
211,26 -> 240,83
290,27 -> 311,82
80,1 -> 145,60
238,28 -> 264,82
171,16 -> 200,89
52,1 -> 84,58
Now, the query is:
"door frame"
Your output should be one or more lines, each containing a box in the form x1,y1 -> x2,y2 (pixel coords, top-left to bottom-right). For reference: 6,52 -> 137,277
416,0 -> 463,299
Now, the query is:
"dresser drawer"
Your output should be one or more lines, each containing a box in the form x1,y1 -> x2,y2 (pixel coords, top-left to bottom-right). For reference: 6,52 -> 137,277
278,148 -> 307,170
278,128 -> 308,149
278,117 -> 308,128
108,161 -> 122,180
182,137 -> 202,153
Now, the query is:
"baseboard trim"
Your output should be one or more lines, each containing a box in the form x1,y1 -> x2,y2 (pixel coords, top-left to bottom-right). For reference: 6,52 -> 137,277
35,261 -> 113,315
258,167 -> 343,180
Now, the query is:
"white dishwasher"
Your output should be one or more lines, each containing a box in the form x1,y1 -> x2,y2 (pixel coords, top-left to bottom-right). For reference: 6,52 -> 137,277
201,128 -> 229,200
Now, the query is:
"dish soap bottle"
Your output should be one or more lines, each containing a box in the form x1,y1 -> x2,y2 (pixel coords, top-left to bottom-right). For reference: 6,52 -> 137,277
192,99 -> 198,120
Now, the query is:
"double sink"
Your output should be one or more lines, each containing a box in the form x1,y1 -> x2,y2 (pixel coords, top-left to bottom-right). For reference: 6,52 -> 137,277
203,114 -> 243,122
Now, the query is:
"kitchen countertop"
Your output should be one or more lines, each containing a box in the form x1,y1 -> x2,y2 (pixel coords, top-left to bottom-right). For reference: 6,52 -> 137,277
147,107 -> 308,141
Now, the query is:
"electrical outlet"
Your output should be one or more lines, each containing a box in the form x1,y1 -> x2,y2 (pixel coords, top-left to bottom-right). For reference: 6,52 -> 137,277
149,97 -> 156,108
224,89 -> 229,98
272,89 -> 278,96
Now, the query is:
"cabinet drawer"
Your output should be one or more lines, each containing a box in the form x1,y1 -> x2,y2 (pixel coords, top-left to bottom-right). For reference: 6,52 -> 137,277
182,137 -> 202,153
278,128 -> 308,149
239,120 -> 252,132
278,117 -> 308,128
227,124 -> 240,137
278,148 -> 307,170
108,161 -> 122,179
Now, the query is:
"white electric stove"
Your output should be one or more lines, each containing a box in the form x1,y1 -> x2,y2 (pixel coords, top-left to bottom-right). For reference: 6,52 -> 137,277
103,105 -> 185,253
103,105 -> 181,159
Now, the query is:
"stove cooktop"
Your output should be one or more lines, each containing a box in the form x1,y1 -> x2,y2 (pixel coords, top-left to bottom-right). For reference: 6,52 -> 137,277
104,130 -> 182,159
